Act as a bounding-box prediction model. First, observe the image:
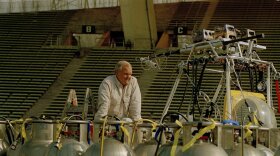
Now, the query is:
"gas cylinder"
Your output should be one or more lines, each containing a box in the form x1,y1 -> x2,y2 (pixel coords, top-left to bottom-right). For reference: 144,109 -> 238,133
0,120 -> 9,156
257,144 -> 274,156
177,140 -> 228,156
157,142 -> 182,156
228,143 -> 265,156
19,119 -> 54,156
134,139 -> 158,156
44,119 -> 89,156
83,138 -> 134,156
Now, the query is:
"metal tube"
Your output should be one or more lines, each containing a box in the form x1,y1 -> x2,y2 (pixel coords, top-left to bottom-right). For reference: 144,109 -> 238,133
267,65 -> 272,107
226,58 -> 231,120
248,40 -> 254,60
212,74 -> 224,103
159,67 -> 183,124
217,55 -> 272,65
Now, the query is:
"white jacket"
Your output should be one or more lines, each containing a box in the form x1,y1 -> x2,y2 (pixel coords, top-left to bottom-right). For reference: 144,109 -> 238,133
94,75 -> 141,121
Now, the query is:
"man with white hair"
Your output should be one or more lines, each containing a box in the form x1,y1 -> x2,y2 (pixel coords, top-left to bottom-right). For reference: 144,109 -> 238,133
94,60 -> 142,121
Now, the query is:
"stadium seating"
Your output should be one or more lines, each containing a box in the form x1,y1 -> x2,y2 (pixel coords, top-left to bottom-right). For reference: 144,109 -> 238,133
0,11 -> 77,119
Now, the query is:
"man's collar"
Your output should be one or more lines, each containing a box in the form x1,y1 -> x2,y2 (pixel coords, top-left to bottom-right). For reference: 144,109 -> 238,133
114,75 -> 124,88
114,75 -> 131,88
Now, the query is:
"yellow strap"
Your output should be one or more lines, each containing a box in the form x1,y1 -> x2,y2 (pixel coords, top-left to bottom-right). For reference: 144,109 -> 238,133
120,123 -> 131,145
181,119 -> 216,152
100,116 -> 108,156
171,120 -> 183,156
55,117 -> 68,140
10,118 -> 23,124
10,118 -> 23,134
130,124 -> 137,147
54,116 -> 72,150
55,123 -> 64,140
21,118 -> 32,141
139,119 -> 158,131
130,118 -> 157,146
175,120 -> 183,128
244,122 -> 252,139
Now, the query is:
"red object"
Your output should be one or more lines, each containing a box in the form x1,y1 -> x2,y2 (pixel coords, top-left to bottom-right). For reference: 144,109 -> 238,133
275,80 -> 280,113
199,136 -> 209,140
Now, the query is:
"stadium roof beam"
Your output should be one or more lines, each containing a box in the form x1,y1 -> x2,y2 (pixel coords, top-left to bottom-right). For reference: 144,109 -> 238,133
0,0 -> 214,14
0,0 -> 118,14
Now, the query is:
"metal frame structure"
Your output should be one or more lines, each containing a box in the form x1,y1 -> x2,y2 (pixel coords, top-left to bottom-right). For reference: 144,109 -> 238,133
156,33 -> 280,124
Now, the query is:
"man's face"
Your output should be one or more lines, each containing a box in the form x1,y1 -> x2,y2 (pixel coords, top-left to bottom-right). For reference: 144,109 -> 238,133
116,65 -> 132,86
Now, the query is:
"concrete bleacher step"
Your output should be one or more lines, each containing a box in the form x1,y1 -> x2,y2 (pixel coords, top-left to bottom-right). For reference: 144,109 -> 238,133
0,46 -> 76,119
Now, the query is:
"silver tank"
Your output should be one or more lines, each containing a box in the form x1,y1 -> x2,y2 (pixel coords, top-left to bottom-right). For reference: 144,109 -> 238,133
234,97 -> 277,128
6,120 -> 31,156
228,143 -> 265,156
257,144 -> 274,156
45,120 -> 90,156
7,141 -> 22,156
177,141 -> 228,156
83,138 -> 135,156
134,139 -> 158,156
0,139 -> 9,156
157,142 -> 182,156
19,120 -> 54,156
273,145 -> 280,156
45,138 -> 88,156
0,120 -> 9,156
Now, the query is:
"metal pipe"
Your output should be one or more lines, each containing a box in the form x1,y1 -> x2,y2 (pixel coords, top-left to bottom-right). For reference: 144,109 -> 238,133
225,58 -> 231,120
267,65 -> 272,107
159,62 -> 184,124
